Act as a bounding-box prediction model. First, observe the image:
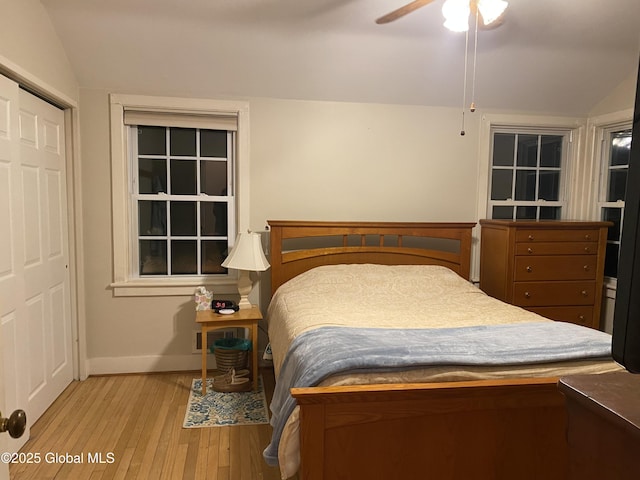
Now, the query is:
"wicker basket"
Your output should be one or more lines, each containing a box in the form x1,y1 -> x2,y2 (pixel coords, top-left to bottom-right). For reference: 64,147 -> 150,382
214,348 -> 248,373
211,338 -> 250,373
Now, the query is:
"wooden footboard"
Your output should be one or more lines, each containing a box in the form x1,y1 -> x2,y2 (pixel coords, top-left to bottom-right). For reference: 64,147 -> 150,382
292,378 -> 568,480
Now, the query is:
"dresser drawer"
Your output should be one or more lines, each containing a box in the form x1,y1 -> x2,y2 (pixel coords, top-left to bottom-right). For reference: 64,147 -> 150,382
515,229 -> 600,243
515,242 -> 599,256
527,306 -> 595,328
512,281 -> 595,307
514,256 -> 598,281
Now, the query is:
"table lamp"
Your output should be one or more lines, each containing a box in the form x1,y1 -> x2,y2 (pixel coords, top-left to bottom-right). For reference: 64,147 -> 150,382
221,231 -> 270,309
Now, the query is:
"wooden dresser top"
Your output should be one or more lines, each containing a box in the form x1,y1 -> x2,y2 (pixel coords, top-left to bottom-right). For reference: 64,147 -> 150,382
480,219 -> 613,229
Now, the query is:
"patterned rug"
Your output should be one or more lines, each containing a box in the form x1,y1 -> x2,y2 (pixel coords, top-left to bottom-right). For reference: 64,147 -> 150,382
183,376 -> 270,428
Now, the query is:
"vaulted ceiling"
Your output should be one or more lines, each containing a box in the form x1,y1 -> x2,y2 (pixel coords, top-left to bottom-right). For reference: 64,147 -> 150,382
41,0 -> 640,116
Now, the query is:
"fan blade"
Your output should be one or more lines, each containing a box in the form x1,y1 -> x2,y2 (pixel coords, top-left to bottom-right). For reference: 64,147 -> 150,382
375,0 -> 437,24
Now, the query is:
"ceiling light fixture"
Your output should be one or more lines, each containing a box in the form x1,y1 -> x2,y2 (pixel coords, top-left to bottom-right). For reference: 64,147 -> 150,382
442,0 -> 508,32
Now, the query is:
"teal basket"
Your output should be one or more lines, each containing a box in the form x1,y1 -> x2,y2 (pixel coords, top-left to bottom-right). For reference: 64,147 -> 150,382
210,338 -> 251,372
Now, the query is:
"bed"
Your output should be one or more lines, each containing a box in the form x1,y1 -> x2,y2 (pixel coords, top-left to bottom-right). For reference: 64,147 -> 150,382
263,221 -> 622,480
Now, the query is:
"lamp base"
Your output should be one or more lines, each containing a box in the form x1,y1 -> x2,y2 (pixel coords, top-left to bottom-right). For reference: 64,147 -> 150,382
237,270 -> 254,309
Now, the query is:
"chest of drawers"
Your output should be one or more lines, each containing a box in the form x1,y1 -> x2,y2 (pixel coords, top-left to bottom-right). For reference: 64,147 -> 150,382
479,220 -> 611,329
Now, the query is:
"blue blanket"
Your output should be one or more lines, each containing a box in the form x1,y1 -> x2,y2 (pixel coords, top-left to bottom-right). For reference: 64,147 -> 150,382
263,321 -> 612,466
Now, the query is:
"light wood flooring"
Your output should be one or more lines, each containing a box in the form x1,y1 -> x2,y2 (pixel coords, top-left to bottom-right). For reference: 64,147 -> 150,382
9,368 -> 297,480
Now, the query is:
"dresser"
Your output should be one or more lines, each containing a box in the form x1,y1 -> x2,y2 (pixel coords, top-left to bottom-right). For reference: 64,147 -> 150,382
479,220 -> 611,329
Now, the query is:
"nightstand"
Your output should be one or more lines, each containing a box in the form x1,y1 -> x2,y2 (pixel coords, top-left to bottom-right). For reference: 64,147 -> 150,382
196,306 -> 261,394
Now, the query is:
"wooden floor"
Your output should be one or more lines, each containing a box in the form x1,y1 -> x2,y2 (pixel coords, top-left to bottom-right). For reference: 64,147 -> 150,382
10,368 -> 296,480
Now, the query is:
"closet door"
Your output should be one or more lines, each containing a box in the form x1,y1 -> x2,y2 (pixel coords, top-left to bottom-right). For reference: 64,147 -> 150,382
18,88 -> 73,423
0,75 -> 73,453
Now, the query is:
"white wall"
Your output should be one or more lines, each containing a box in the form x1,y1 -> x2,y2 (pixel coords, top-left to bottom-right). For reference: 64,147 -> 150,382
589,72 -> 637,118
0,0 -> 77,102
79,72 -> 639,371
79,89 -> 483,373
250,98 -> 481,225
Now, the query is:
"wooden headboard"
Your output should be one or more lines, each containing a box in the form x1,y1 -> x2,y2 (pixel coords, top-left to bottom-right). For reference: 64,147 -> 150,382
267,221 -> 475,294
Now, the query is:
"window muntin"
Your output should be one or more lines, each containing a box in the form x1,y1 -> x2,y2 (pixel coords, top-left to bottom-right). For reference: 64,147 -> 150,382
132,125 -> 234,277
489,131 -> 567,220
599,128 -> 632,279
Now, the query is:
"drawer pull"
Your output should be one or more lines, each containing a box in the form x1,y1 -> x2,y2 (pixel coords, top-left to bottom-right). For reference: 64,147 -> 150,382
579,315 -> 585,321
585,234 -> 591,240
527,247 -> 533,254
524,291 -> 531,299
526,266 -> 532,273
584,246 -> 591,253
528,235 -> 534,241
581,290 -> 588,297
583,265 -> 590,271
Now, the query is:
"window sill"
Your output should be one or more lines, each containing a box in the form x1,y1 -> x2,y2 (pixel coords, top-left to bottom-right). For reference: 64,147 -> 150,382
110,278 -> 239,297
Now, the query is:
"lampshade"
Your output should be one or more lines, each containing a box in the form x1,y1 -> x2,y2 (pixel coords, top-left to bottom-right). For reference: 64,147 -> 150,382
222,232 -> 270,272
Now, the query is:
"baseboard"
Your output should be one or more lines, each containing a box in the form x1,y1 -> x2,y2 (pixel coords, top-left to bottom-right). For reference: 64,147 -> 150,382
87,353 -> 217,376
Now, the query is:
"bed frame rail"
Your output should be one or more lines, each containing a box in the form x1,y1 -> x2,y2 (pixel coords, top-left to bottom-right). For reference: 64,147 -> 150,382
292,377 -> 568,480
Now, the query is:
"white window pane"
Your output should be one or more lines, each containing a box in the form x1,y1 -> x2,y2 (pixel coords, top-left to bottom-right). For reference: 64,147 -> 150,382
610,131 -> 632,166
493,133 -> 515,166
538,170 -> 560,201
170,127 -> 196,156
515,170 -> 536,200
170,159 -> 197,195
491,170 -> 512,200
517,135 -> 538,167
138,126 -> 166,155
140,240 -> 167,275
201,129 -> 227,157
139,201 -> 167,236
539,206 -> 561,220
540,135 -> 562,168
200,161 -> 227,195
170,202 -> 197,236
607,170 -> 627,202
201,202 -> 228,236
492,206 -> 513,219
202,240 -> 228,274
171,240 -> 197,274
138,158 -> 166,194
516,206 -> 537,220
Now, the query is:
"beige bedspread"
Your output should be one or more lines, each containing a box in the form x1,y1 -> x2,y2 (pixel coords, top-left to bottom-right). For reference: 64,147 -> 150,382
265,264 -> 623,479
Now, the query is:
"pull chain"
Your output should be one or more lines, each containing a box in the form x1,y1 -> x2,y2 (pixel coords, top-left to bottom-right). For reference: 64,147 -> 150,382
460,27 -> 470,136
470,8 -> 479,112
460,7 -> 480,136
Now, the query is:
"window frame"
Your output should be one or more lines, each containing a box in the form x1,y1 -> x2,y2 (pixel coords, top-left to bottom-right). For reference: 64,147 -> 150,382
595,117 -> 633,283
130,126 -> 236,278
477,114 -> 584,222
109,94 -> 250,297
487,130 -> 569,221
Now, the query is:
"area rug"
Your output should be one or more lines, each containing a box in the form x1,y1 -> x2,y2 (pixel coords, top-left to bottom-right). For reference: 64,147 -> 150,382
183,376 -> 270,428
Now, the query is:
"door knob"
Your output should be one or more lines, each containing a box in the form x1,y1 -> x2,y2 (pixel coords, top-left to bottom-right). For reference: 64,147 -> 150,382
0,409 -> 27,439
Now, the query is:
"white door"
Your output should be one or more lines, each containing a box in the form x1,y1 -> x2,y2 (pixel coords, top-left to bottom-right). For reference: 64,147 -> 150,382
0,75 -> 73,452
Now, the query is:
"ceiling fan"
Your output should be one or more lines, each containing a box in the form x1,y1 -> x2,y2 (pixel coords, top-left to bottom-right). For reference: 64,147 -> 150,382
376,0 -> 509,32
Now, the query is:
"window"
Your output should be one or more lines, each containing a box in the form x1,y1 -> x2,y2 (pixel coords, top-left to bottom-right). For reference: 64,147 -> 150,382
488,130 -> 570,220
131,125 -> 234,277
599,127 -> 632,279
109,94 -> 250,296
